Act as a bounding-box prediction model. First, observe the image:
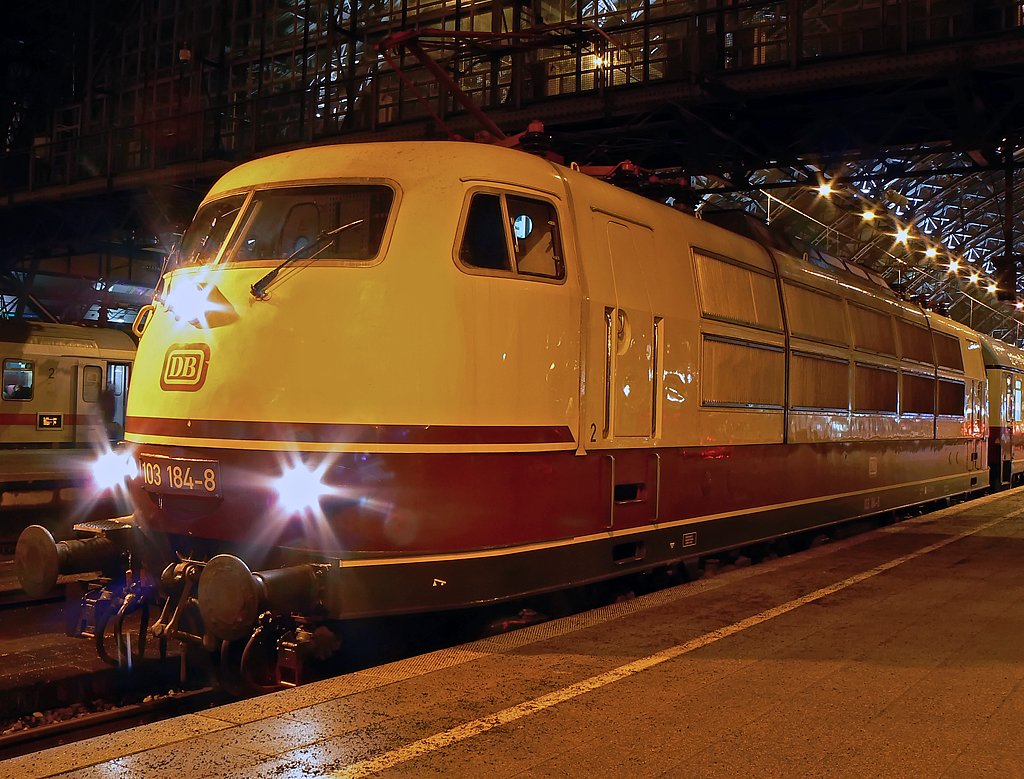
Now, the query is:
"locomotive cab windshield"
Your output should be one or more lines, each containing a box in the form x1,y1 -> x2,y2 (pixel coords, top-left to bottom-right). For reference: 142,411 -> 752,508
172,184 -> 395,270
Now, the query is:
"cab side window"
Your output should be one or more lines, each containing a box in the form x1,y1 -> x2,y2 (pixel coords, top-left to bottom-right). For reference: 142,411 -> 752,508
459,192 -> 564,280
2,359 -> 33,400
460,194 -> 512,271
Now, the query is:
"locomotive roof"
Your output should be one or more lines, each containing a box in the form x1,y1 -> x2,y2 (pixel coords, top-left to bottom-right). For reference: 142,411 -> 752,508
203,142 -> 1016,358
0,320 -> 136,353
979,333 -> 1024,372
205,141 -> 566,201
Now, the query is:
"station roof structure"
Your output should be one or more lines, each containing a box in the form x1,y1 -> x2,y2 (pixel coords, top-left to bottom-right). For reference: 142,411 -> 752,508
2,0 -> 1024,339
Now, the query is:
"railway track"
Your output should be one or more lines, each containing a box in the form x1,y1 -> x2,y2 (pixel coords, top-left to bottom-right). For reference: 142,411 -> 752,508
0,687 -> 229,761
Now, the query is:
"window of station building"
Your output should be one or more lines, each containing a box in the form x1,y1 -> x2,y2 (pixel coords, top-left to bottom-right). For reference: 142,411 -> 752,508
2,359 -> 33,401
849,304 -> 897,356
458,192 -> 564,280
901,372 -> 936,415
782,283 -> 848,346
897,320 -> 934,364
693,250 -> 782,332
231,185 -> 394,262
701,337 -> 785,409
932,331 -> 964,371
937,378 -> 966,417
853,363 -> 898,413
790,352 -> 849,411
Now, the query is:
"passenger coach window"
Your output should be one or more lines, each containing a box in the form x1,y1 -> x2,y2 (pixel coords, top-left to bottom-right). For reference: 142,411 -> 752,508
82,365 -> 102,403
2,359 -> 33,400
231,185 -> 394,262
459,192 -> 564,280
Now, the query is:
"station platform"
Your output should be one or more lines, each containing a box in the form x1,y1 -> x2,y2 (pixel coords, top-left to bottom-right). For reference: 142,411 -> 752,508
9,487 -> 1024,778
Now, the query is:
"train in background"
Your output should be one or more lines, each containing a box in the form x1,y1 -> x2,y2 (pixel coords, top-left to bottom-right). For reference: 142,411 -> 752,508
0,321 -> 135,512
981,336 -> 1024,487
13,141 -> 1024,686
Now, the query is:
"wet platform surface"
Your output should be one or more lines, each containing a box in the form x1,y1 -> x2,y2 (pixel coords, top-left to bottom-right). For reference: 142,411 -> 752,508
9,487 -> 1024,778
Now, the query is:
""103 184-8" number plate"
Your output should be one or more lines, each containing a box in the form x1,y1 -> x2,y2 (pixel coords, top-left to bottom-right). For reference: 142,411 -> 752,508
139,454 -> 222,498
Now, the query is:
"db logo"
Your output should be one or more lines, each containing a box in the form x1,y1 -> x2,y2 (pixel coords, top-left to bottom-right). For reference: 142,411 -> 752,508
160,343 -> 211,391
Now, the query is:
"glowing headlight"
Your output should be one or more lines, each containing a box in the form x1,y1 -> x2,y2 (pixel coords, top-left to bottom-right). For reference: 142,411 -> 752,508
91,448 -> 139,492
163,277 -> 217,324
271,460 -> 336,516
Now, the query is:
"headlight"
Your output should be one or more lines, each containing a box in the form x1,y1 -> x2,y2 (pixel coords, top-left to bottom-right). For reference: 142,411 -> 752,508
270,458 -> 336,516
161,271 -> 234,328
91,447 -> 139,492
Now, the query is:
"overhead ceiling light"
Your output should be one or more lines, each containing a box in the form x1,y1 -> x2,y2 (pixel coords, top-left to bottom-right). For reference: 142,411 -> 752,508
948,259 -> 960,272
894,226 -> 911,244
817,182 -> 833,197
924,247 -> 938,259
988,282 -> 998,294
861,210 -> 876,221
969,272 -> 981,283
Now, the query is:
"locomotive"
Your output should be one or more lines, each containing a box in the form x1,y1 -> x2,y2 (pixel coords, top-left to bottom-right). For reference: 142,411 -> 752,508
13,141 -> 1024,685
0,321 -> 135,511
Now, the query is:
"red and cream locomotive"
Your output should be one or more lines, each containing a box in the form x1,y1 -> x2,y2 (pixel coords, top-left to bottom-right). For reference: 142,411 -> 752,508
14,141 -> 1022,683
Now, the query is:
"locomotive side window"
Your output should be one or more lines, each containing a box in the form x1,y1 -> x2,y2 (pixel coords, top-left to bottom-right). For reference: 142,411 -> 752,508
790,353 -> 849,410
1016,378 -> 1023,423
458,192 -> 564,280
933,331 -> 964,371
937,379 -> 966,417
507,196 -> 563,278
2,359 -> 33,401
231,185 -> 394,261
901,372 -> 936,415
694,250 -> 782,332
853,363 -> 898,413
176,194 -> 247,266
701,337 -> 784,409
849,304 -> 897,356
897,321 -> 934,364
460,194 -> 512,271
783,283 -> 849,346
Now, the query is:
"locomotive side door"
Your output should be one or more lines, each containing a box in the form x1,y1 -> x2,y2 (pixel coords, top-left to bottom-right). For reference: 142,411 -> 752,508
602,219 -> 656,439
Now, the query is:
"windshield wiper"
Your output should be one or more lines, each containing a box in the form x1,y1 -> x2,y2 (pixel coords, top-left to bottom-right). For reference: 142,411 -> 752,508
250,219 -> 364,299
